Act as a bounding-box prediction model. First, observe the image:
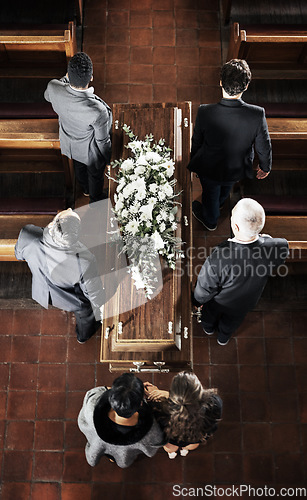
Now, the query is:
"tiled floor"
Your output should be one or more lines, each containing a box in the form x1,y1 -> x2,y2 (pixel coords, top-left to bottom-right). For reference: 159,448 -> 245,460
1,1 -> 307,499
83,0 -> 222,117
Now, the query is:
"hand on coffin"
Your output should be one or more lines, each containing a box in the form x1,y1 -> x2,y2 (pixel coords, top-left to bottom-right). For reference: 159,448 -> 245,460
256,166 -> 270,179
144,382 -> 169,401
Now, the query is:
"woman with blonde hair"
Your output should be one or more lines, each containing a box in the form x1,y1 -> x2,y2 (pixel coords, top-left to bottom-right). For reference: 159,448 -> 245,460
144,371 -> 222,459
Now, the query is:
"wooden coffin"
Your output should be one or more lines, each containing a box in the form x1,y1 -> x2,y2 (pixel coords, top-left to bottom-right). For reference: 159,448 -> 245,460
100,102 -> 193,373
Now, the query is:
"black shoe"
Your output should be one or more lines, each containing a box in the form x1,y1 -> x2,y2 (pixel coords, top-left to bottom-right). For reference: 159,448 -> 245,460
217,337 -> 230,346
192,201 -> 217,231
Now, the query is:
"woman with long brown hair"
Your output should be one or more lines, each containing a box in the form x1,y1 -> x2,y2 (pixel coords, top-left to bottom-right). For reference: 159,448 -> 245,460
144,371 -> 222,459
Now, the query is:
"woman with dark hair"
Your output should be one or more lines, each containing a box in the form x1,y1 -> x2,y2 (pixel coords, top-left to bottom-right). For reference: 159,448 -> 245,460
144,372 -> 222,459
78,373 -> 163,468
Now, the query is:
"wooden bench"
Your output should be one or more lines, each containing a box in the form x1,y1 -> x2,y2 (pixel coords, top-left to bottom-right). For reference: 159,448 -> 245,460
0,112 -> 73,261
0,214 -> 55,261
1,0 -> 83,25
263,216 -> 307,262
267,117 -> 307,159
0,22 -> 77,78
227,23 -> 307,78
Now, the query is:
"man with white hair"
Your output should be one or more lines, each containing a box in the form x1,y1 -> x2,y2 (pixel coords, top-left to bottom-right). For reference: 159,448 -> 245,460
15,208 -> 105,343
193,198 -> 289,345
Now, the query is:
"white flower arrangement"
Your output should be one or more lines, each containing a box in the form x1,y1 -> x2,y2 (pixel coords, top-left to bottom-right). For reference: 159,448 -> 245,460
109,124 -> 184,298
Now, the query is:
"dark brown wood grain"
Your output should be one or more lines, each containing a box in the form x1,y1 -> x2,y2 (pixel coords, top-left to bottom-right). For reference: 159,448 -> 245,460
100,103 -> 193,371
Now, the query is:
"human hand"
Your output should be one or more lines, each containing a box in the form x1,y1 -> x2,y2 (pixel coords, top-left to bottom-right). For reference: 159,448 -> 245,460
256,166 -> 270,179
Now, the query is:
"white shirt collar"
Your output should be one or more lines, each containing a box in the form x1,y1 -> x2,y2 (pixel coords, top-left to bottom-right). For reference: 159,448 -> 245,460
228,235 -> 259,244
69,85 -> 94,93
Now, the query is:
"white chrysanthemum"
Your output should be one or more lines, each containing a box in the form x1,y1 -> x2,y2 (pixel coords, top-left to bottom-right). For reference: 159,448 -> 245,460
162,183 -> 173,197
130,203 -> 140,214
121,209 -> 128,218
134,164 -> 146,175
120,158 -> 134,172
122,183 -> 135,199
171,222 -> 178,230
160,209 -> 167,220
126,219 -> 139,235
156,214 -> 163,223
149,183 -> 158,193
145,151 -> 162,163
159,222 -> 166,232
136,155 -> 148,166
135,189 -> 146,201
134,178 -> 146,191
152,231 -> 165,250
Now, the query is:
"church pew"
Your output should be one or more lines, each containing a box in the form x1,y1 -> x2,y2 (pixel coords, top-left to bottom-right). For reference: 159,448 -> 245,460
1,0 -> 83,25
0,114 -> 72,256
267,116 -> 307,159
0,22 -> 77,78
227,23 -> 307,78
263,216 -> 307,262
222,0 -> 307,25
0,214 -> 54,261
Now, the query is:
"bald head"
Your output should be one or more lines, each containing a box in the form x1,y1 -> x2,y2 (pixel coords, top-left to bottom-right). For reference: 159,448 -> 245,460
231,198 -> 265,240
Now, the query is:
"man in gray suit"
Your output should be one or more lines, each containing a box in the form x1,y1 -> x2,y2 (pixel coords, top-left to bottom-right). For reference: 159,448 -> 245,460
15,208 -> 105,343
45,52 -> 112,203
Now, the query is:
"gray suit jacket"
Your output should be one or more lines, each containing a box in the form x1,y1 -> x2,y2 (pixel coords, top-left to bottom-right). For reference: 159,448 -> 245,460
15,224 -> 105,316
44,77 -> 112,166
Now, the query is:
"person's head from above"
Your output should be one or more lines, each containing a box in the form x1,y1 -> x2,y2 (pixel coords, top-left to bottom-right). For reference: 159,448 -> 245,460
231,198 -> 265,241
108,373 -> 144,419
220,59 -> 251,99
48,208 -> 81,248
67,52 -> 93,89
169,371 -> 204,407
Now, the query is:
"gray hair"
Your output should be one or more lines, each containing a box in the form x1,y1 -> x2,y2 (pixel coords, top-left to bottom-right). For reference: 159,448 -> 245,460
49,213 -> 81,248
232,198 -> 265,238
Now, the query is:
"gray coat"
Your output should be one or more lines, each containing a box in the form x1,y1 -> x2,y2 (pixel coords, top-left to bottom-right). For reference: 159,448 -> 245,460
15,224 -> 105,316
44,77 -> 112,166
78,386 -> 164,468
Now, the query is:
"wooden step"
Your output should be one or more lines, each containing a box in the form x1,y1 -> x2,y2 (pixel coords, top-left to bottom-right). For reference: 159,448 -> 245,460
0,118 -> 59,149
0,197 -> 65,215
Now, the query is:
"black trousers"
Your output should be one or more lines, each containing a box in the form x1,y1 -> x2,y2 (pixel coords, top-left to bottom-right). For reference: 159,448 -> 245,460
201,299 -> 247,343
198,175 -> 234,227
73,284 -> 101,342
73,159 -> 106,203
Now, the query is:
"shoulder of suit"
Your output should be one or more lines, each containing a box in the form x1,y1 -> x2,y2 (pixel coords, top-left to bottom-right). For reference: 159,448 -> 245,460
198,103 -> 218,113
20,224 -> 44,239
260,236 -> 289,247
242,101 -> 265,114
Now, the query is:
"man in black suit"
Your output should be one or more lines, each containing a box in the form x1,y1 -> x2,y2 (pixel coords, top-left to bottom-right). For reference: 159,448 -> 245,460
188,59 -> 272,230
15,208 -> 105,343
193,198 -> 289,345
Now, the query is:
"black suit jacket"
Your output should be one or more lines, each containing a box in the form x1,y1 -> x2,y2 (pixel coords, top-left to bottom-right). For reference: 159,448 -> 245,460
188,98 -> 272,182
194,236 -> 289,314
